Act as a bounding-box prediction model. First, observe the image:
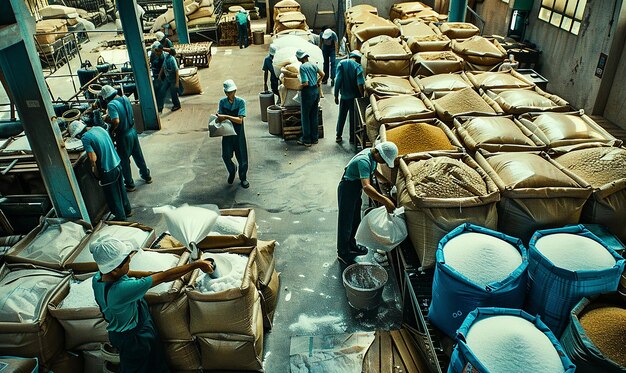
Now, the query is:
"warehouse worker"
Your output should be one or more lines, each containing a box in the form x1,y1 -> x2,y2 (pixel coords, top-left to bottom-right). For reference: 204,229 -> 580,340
217,79 -> 249,188
69,120 -> 131,221
99,85 -> 152,193
319,26 -> 338,86
155,31 -> 173,52
236,9 -> 249,49
337,142 -> 398,265
262,45 -> 280,103
91,236 -> 214,372
334,50 -> 365,144
150,41 -> 165,95
296,49 -> 324,147
158,48 -> 181,113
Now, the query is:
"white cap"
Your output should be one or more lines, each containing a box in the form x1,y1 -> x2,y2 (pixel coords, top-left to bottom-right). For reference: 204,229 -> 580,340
269,44 -> 277,56
98,85 -> 117,100
375,141 -> 398,168
90,235 -> 137,274
349,50 -> 362,59
151,41 -> 162,50
296,49 -> 309,60
155,31 -> 165,40
68,120 -> 86,138
223,79 -> 237,92
322,29 -> 334,39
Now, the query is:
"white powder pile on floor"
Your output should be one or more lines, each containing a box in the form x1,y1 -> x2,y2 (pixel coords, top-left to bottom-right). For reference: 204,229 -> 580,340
210,216 -> 248,236
196,252 -> 248,293
18,220 -> 86,263
130,250 -> 179,294
60,279 -> 98,309
466,315 -> 564,373
74,225 -> 151,264
444,232 -> 522,287
535,233 -> 616,271
288,314 -> 346,334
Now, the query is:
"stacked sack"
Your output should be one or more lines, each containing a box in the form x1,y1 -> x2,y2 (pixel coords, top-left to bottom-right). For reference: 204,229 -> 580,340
223,0 -> 259,20
187,0 -> 218,30
273,0 -> 308,35
151,0 -> 210,35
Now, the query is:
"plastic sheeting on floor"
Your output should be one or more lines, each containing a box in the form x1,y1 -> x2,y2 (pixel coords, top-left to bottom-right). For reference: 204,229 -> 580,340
290,332 -> 375,373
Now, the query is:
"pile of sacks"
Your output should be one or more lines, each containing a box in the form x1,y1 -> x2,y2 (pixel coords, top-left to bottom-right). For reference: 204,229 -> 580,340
151,0 -> 216,34
273,0 -> 308,34
35,5 -> 96,46
223,0 -> 259,19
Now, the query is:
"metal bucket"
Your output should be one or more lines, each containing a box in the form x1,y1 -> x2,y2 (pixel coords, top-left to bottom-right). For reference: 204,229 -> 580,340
253,30 -> 264,45
342,263 -> 388,310
267,105 -> 283,136
259,91 -> 275,122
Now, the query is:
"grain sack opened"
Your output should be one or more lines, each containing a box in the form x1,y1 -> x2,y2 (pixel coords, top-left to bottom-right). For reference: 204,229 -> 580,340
429,223 -> 528,338
526,225 -> 625,337
449,307 -> 575,373
355,206 -> 408,252
561,295 -> 626,372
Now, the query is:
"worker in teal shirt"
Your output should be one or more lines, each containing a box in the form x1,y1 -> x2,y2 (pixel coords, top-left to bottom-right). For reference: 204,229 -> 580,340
100,85 -> 152,192
334,50 -> 365,143
337,142 -> 397,264
155,31 -> 173,52
150,41 -> 165,104
262,45 -> 279,102
91,236 -> 214,372
236,9 -> 249,49
319,26 -> 338,86
217,79 -> 249,188
69,120 -> 131,221
296,49 -> 324,147
158,49 -> 181,113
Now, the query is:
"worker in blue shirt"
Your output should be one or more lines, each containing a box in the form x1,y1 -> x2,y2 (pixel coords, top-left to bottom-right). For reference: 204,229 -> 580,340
150,41 -> 165,98
99,85 -> 152,193
158,49 -> 181,113
319,26 -> 338,86
262,45 -> 280,103
217,79 -> 249,188
296,49 -> 324,147
155,31 -> 173,52
334,50 -> 365,143
69,120 -> 131,221
91,236 -> 214,372
337,142 -> 397,265
236,9 -> 249,49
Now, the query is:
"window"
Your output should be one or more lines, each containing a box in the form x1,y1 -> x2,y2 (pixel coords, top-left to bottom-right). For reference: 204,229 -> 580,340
538,0 -> 587,35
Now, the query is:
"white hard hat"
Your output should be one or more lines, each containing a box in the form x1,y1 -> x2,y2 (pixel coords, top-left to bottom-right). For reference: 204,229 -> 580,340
223,79 -> 237,92
68,120 -> 86,138
375,141 -> 398,168
98,85 -> 117,100
296,49 -> 309,60
155,31 -> 165,40
90,235 -> 137,274
322,29 -> 334,39
269,44 -> 277,56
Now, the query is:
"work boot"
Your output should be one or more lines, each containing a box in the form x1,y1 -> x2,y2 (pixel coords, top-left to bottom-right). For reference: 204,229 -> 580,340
348,245 -> 368,256
337,255 -> 356,266
125,185 -> 136,192
227,167 -> 237,184
142,176 -> 153,184
241,180 -> 250,189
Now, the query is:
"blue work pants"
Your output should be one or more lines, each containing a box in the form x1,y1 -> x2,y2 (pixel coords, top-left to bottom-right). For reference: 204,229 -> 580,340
322,45 -> 336,81
238,24 -> 249,48
222,122 -> 248,181
336,98 -> 355,142
116,128 -> 150,188
337,178 -> 362,256
300,87 -> 319,144
100,165 -> 131,221
157,79 -> 180,112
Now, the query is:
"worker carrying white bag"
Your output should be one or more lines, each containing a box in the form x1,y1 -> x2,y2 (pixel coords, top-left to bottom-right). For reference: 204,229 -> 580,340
208,114 -> 236,137
355,206 -> 408,252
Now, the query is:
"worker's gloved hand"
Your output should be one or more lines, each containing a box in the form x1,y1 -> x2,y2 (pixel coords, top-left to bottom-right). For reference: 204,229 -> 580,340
197,259 -> 214,274
334,96 -> 339,105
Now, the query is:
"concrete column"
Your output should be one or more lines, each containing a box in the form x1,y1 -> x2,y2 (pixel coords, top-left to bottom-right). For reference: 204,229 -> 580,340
449,0 -> 468,22
173,0 -> 190,44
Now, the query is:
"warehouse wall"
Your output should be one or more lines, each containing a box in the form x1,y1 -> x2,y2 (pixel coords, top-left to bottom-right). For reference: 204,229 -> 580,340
474,0 -> 511,36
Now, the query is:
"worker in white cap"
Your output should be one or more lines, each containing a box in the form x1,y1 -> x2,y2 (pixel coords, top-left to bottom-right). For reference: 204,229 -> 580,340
336,141 -> 397,265
334,50 -> 364,144
236,9 -> 249,49
296,49 -> 325,147
68,120 -> 131,220
155,31 -> 173,52
150,41 -> 165,95
262,45 -> 280,103
157,48 -> 181,113
91,235 -> 214,372
217,79 -> 249,188
99,85 -> 152,193
319,26 -> 338,86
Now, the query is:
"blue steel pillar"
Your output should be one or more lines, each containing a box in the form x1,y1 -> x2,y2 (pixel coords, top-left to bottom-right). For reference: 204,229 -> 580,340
118,0 -> 161,130
173,0 -> 190,44
0,0 -> 90,222
449,0 -> 469,22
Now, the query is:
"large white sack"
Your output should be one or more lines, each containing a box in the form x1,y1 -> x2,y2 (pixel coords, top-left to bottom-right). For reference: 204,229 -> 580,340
272,39 -> 323,77
355,206 -> 408,252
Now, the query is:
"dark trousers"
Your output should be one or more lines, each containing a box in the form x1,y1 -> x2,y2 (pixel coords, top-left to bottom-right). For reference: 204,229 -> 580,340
157,79 -> 180,112
222,124 -> 248,181
322,45 -> 336,81
300,87 -> 319,144
117,128 -> 150,188
336,98 -> 355,142
100,165 -> 131,221
238,23 -> 248,48
337,178 -> 363,256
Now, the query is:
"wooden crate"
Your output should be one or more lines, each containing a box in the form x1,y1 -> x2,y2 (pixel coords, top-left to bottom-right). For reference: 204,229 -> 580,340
218,15 -> 252,46
174,42 -> 213,68
281,107 -> 324,141
362,329 -> 430,372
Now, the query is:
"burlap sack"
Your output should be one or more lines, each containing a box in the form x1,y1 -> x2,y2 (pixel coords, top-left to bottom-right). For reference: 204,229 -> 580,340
366,94 -> 436,142
197,208 -> 258,250
365,74 -> 420,97
484,86 -> 570,115
187,250 -> 259,336
550,144 -> 626,242
411,51 -> 464,76
274,11 -> 308,33
407,9 -> 448,22
188,6 -> 215,20
0,264 -> 69,366
273,0 -> 301,21
395,19 -> 436,37
518,111 -> 621,149
0,357 -> 38,373
396,153 -> 500,269
475,151 -> 592,243
415,71 -> 472,95
438,22 -> 480,39
395,20 -> 449,52
389,2 -> 431,20
260,270 -> 280,329
453,115 -> 546,153
179,67 -> 202,96
451,37 -> 507,66
467,69 -> 535,90
352,16 -> 400,45
163,340 -> 201,371
432,87 -> 503,123
362,38 -> 413,76
35,19 -> 68,45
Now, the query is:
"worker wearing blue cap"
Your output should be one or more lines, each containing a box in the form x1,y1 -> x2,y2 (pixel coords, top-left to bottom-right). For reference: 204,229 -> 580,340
262,45 -> 280,102
150,41 -> 165,99
334,50 -> 365,143
296,49 -> 325,147
158,48 -> 181,113
319,26 -> 338,86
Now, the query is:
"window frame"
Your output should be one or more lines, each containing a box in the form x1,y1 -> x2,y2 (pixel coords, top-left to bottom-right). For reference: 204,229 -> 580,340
538,0 -> 587,35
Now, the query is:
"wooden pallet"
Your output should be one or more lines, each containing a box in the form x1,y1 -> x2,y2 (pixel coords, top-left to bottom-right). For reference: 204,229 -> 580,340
174,42 -> 213,68
281,107 -> 324,140
363,329 -> 430,373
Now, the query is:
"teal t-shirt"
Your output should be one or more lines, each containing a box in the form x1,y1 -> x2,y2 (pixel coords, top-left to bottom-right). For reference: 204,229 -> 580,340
107,96 -> 134,133
343,149 -> 377,181
334,59 -> 365,99
299,62 -> 319,87
81,126 -> 120,173
218,96 -> 246,117
160,37 -> 173,48
162,53 -> 178,82
92,273 -> 153,332
236,12 -> 248,25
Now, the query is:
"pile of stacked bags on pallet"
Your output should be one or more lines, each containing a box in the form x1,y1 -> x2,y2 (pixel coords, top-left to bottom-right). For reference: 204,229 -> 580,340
35,5 -> 96,48
151,0 -> 217,38
223,0 -> 260,20
0,206 -> 280,372
273,0 -> 308,35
